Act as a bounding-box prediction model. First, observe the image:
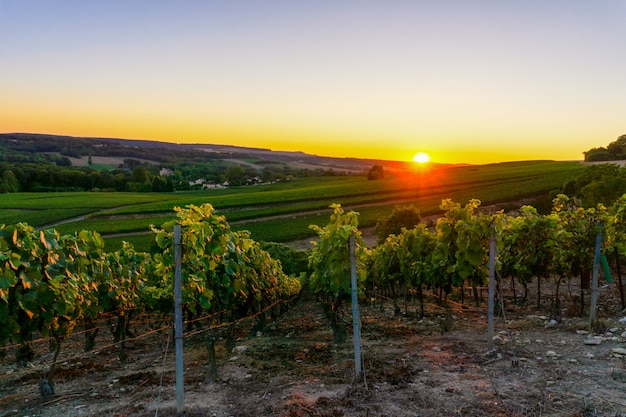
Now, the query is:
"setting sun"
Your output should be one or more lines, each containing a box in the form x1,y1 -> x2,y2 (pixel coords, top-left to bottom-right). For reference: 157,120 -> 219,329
412,152 -> 430,163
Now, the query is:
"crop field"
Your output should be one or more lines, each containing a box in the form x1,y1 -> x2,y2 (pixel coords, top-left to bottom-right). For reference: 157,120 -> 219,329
6,160 -> 626,417
0,160 -> 585,251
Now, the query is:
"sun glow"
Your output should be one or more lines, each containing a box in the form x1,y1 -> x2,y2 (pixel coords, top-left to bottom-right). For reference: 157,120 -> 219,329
412,152 -> 430,163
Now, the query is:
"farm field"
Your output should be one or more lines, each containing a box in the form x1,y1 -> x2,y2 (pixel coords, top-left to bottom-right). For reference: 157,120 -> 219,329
3,159 -> 626,417
0,160 -> 585,251
1,282 -> 625,417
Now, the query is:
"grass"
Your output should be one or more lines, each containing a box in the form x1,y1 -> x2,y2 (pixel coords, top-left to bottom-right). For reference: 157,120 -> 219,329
52,215 -> 176,236
0,160 -> 585,251
233,211 -> 331,242
0,191 -> 165,210
0,208 -> 105,228
103,234 -> 157,252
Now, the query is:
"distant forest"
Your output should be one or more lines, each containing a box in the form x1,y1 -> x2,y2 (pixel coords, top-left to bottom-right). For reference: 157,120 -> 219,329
584,134 -> 626,162
0,133 -> 346,193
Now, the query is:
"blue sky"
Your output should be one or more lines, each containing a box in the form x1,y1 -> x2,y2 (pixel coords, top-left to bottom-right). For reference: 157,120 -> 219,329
2,1 -> 625,163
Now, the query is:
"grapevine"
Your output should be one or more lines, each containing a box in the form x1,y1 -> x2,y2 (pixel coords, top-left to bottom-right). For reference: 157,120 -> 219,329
0,203 -> 302,392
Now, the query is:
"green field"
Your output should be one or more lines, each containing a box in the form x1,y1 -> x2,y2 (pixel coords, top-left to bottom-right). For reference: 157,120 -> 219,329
0,160 -> 585,251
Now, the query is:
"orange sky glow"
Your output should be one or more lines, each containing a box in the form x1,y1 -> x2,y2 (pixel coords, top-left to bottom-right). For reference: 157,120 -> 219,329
1,1 -> 625,164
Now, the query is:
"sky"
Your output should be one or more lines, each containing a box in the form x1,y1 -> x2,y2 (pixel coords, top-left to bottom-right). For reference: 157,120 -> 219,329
1,1 -> 625,164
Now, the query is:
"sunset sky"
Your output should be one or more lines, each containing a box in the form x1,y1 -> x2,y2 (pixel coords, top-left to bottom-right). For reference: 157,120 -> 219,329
1,1 -> 625,164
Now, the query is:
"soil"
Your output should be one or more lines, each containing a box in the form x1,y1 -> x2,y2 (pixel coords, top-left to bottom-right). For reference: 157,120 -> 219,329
2,280 -> 626,417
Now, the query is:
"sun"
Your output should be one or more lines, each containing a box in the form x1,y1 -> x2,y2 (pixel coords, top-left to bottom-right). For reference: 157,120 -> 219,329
412,152 -> 430,163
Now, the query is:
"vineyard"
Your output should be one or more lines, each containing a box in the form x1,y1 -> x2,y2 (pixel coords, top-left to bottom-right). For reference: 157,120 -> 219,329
0,205 -> 302,405
0,160 -> 584,251
2,191 -> 626,416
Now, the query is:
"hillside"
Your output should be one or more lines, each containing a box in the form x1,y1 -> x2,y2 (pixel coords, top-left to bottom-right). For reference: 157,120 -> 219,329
0,132 -> 409,174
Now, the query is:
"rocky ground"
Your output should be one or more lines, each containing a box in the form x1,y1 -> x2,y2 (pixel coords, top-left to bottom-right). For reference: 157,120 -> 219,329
1,283 -> 626,417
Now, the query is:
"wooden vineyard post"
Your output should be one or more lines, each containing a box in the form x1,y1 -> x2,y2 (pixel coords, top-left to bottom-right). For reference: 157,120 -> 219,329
487,225 -> 496,350
589,226 -> 602,331
174,225 -> 185,413
350,235 -> 362,378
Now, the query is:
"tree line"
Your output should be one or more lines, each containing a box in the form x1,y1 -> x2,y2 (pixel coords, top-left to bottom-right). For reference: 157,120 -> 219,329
0,158 -> 348,193
0,162 -> 176,193
583,133 -> 626,162
0,133 -> 357,193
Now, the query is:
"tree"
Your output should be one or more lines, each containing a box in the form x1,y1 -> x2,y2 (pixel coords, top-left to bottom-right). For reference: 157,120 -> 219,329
151,175 -> 174,192
367,165 -> 384,180
584,147 -> 611,162
128,166 -> 152,191
607,134 -> 626,159
260,242 -> 309,277
57,156 -> 72,167
375,205 -> 421,244
226,165 -> 246,186
0,170 -> 20,193
583,134 -> 626,161
563,164 -> 626,207
131,165 -> 148,183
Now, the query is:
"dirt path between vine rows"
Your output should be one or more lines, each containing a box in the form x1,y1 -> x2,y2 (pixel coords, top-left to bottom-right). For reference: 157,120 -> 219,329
2,281 -> 626,417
